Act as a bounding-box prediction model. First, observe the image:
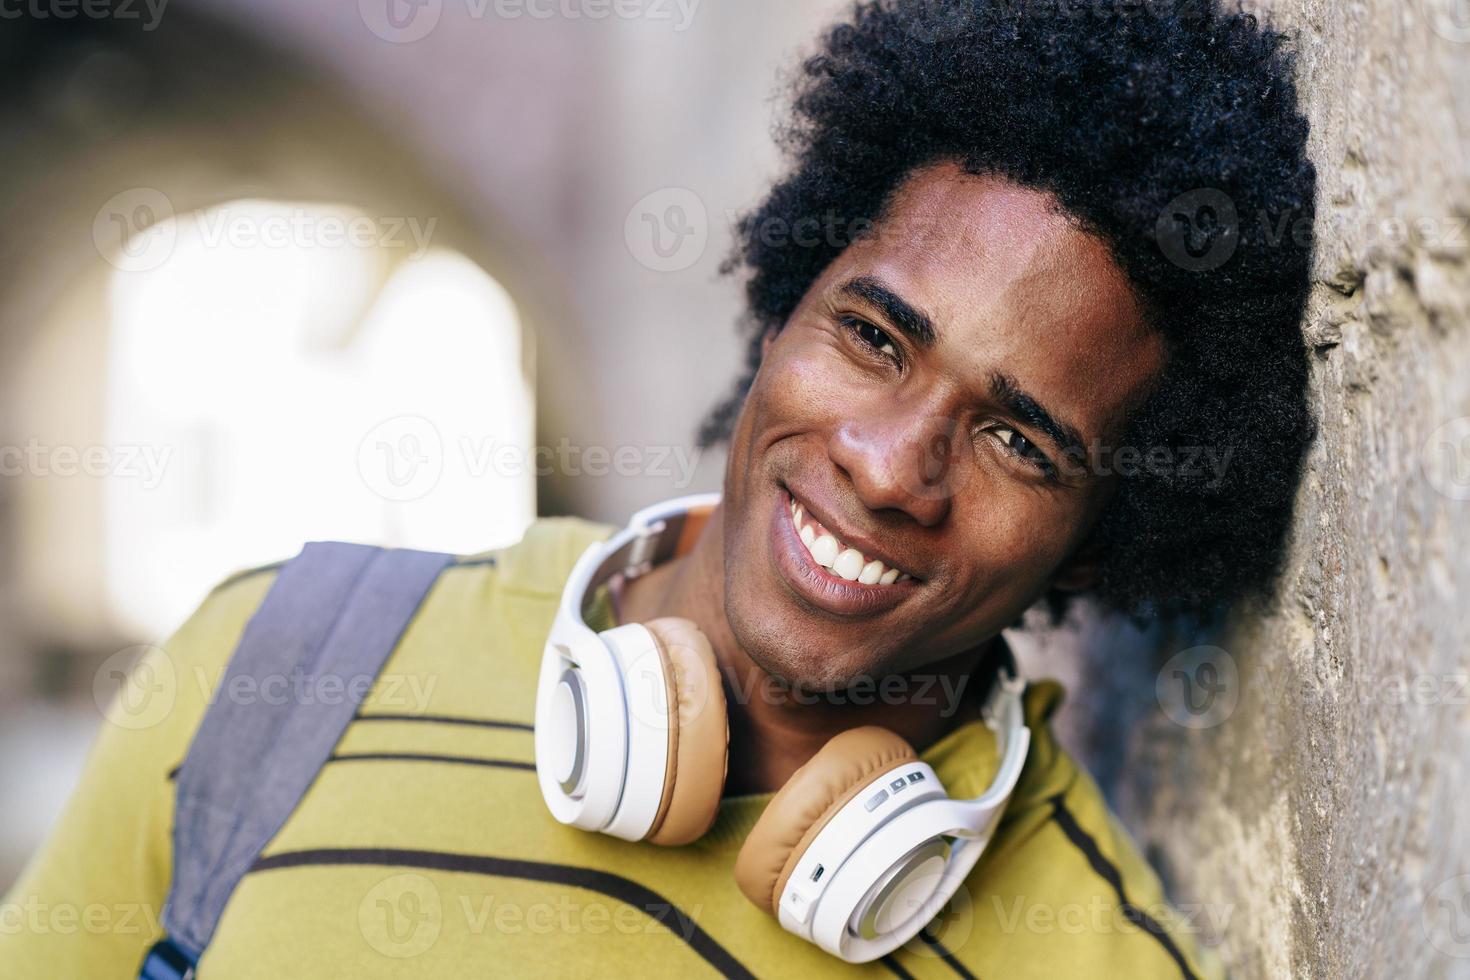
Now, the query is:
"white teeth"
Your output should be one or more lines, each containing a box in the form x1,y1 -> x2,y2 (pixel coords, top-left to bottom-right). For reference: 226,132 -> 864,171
789,494 -> 911,586
833,548 -> 865,581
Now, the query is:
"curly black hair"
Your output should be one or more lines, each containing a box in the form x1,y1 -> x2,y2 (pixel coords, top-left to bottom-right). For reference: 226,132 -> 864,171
698,0 -> 1318,623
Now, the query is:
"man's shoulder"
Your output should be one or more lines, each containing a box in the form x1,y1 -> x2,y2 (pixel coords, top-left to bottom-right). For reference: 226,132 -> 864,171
197,514 -> 617,624
163,516 -> 617,717
479,514 -> 618,598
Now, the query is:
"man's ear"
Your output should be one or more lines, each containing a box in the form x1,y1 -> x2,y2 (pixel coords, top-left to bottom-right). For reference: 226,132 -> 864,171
1051,531 -> 1105,592
759,325 -> 779,359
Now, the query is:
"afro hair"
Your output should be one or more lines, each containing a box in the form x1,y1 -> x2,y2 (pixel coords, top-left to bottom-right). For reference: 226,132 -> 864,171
698,0 -> 1319,623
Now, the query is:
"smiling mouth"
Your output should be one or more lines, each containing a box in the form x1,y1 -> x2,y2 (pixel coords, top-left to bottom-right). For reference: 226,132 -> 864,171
785,490 -> 914,586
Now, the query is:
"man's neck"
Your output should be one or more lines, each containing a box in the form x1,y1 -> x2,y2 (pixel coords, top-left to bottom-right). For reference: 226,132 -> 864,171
615,507 -> 994,796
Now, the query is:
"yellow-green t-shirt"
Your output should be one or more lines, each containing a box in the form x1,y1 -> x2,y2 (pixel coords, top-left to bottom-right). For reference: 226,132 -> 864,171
1,516 -> 1224,979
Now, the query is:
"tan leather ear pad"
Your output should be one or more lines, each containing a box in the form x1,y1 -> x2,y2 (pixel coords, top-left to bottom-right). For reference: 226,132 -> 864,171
734,726 -> 917,913
641,617 -> 729,846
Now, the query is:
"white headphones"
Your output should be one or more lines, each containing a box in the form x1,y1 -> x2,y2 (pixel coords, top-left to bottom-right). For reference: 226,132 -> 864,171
534,492 -> 1030,963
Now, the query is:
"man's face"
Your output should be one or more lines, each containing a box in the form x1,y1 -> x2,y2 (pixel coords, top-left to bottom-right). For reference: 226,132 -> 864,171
720,161 -> 1165,690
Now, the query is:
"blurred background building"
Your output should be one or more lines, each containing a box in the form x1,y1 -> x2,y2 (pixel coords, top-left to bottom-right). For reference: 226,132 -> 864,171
0,0 -> 839,889
2,1 -> 1469,977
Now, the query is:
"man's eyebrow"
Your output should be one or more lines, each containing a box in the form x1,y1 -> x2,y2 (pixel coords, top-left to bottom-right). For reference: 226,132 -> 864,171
990,372 -> 1087,459
837,275 -> 936,347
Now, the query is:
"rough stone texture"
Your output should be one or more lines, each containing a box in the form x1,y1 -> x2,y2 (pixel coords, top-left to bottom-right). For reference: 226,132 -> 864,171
1014,2 -> 1470,976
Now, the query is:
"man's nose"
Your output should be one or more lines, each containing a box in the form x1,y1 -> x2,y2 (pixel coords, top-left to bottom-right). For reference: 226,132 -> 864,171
827,407 -> 962,527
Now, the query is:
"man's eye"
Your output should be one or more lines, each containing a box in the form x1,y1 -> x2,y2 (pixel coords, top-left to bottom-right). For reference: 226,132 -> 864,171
992,426 -> 1056,476
841,316 -> 899,362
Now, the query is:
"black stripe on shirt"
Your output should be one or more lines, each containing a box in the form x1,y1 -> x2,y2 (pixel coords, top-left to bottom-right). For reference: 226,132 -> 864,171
880,953 -> 919,979
917,926 -> 979,979
1047,793 -> 1200,980
353,712 -> 534,732
325,752 -> 535,771
249,847 -> 755,980
167,748 -> 536,782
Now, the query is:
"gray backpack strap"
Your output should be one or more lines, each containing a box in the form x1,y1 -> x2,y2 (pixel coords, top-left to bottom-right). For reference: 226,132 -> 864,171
139,541 -> 453,979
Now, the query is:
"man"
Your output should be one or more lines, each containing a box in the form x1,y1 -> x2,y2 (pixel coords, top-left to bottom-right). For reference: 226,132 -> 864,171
2,0 -> 1315,976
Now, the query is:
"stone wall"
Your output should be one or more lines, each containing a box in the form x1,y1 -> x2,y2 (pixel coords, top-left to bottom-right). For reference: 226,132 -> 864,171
1017,2 -> 1470,975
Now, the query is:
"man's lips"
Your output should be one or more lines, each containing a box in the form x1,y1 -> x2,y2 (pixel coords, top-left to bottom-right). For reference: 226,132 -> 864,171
769,486 -> 919,618
784,487 -> 921,582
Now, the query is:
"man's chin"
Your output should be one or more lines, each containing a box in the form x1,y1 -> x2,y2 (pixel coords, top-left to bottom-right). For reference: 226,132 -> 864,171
732,625 -> 897,700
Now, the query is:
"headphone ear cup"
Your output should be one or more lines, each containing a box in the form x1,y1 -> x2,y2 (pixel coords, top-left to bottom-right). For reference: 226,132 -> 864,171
734,726 -> 917,915
640,617 -> 729,846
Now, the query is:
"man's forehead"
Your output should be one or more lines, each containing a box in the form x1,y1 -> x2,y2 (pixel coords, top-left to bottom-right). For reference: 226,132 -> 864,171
875,164 -> 1078,273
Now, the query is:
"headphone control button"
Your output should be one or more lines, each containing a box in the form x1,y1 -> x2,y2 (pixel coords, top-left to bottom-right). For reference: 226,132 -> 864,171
550,668 -> 588,794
